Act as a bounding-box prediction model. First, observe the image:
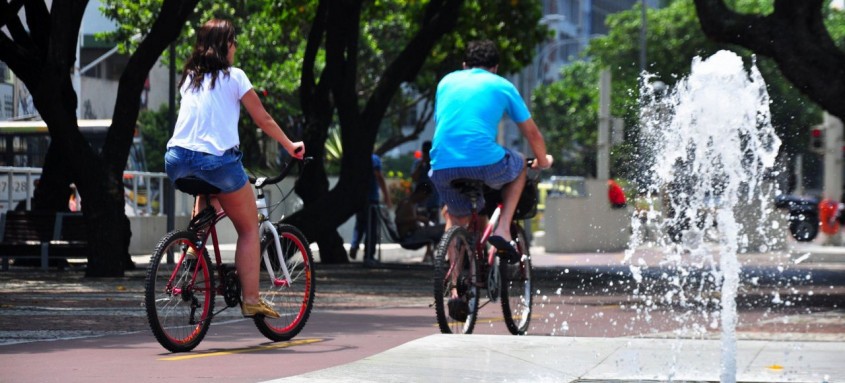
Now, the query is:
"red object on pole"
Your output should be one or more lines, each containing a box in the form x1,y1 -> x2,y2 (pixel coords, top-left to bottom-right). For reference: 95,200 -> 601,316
608,179 -> 626,208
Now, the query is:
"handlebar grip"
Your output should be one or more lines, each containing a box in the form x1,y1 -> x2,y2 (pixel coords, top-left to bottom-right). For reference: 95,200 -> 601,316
249,156 -> 311,186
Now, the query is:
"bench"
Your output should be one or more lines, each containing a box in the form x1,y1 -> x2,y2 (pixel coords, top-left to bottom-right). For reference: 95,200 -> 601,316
0,211 -> 90,271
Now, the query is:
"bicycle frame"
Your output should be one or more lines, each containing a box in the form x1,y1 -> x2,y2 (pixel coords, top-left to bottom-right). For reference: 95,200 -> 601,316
166,192 -> 294,303
166,207 -> 227,298
451,201 -> 504,294
147,155 -> 316,352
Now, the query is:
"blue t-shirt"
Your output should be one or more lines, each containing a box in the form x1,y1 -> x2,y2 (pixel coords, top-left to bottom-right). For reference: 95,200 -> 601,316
430,68 -> 530,170
369,154 -> 382,202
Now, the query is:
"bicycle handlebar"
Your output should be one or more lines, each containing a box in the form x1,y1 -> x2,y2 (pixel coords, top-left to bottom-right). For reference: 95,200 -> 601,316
249,156 -> 312,189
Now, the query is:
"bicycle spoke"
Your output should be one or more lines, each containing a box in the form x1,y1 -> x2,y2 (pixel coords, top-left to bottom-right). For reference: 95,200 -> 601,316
254,224 -> 315,341
145,231 -> 215,352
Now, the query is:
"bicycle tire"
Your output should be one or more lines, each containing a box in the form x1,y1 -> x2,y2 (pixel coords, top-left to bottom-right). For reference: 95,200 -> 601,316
145,230 -> 215,352
433,226 -> 479,334
500,223 -> 533,335
254,224 -> 316,341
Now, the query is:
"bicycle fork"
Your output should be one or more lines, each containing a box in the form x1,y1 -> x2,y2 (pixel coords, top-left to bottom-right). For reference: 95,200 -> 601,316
256,191 -> 293,287
260,220 -> 293,287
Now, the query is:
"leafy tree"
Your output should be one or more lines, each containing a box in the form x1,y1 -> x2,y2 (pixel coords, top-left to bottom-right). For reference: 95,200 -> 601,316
100,0 -> 312,169
0,0 -> 197,277
137,106 -> 170,172
287,0 -> 546,263
694,0 -> 845,122
103,0 -> 546,264
533,0 -> 841,187
532,61 -> 599,176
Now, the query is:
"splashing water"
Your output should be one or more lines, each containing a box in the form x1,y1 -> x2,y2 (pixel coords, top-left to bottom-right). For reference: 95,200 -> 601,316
626,50 -> 782,382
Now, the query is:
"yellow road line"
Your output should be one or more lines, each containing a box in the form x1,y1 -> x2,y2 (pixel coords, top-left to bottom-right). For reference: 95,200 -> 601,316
159,338 -> 323,361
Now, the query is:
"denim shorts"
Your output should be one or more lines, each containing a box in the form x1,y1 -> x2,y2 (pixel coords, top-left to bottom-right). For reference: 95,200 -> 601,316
164,146 -> 248,194
430,147 -> 525,217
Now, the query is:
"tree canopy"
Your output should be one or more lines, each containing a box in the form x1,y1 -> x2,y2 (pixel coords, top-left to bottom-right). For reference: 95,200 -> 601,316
105,0 -> 547,263
0,0 -> 198,276
531,0 -> 844,185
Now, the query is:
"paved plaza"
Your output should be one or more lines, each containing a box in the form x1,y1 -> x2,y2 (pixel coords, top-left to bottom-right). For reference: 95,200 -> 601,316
1,239 -> 843,382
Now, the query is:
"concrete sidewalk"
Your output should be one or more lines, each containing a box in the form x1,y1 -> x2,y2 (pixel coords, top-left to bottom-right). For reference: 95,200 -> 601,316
268,241 -> 845,383
269,334 -> 842,383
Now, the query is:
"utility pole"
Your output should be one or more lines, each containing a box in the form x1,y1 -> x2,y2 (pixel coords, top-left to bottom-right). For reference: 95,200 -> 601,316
165,43 -> 176,263
639,1 -> 647,73
823,112 -> 844,200
597,68 -> 611,180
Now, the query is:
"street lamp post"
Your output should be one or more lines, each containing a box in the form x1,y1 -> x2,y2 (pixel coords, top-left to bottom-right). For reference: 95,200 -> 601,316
533,38 -> 584,87
640,1 -> 647,73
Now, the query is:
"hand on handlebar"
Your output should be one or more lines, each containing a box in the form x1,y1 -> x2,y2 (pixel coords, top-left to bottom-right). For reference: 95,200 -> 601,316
288,142 -> 305,159
531,154 -> 553,170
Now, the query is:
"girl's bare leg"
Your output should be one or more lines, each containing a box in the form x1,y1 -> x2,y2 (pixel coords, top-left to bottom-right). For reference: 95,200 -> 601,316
215,184 -> 262,305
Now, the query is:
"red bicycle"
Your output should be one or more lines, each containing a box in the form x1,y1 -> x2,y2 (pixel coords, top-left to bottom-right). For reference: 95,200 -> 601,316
432,163 -> 537,335
144,157 -> 315,352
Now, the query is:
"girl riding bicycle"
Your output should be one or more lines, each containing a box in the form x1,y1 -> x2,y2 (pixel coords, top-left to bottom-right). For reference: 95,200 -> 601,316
164,18 -> 304,319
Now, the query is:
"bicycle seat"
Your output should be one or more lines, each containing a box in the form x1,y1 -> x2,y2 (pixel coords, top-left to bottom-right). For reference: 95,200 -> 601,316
174,177 -> 221,196
450,178 -> 485,198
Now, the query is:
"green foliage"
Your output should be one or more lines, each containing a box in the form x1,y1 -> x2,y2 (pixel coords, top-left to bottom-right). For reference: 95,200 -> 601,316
102,0 -> 545,161
365,0 -> 546,150
536,0 -> 843,183
137,105 -> 171,172
533,61 -> 599,176
100,0 -> 314,167
324,124 -> 342,175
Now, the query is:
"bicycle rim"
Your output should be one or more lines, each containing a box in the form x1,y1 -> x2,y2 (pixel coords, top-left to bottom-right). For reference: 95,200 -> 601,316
254,224 -> 315,341
144,230 -> 215,352
433,226 -> 479,334
500,224 -> 532,335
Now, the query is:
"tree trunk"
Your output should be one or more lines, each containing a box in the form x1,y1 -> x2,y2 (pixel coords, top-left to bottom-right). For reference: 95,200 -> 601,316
693,0 -> 845,121
289,0 -> 463,265
1,0 -> 198,277
31,141 -> 73,212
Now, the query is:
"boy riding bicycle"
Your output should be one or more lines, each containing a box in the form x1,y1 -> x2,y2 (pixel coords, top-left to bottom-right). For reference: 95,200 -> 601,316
429,40 -> 553,308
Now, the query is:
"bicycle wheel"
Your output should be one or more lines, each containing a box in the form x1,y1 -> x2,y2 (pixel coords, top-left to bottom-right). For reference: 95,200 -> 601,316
254,224 -> 315,341
145,230 -> 215,352
433,226 -> 479,334
500,223 -> 532,335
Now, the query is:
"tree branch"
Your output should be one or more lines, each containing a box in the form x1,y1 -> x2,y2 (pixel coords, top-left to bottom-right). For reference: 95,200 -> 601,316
103,0 -> 198,174
301,0 -> 328,117
361,0 -> 462,124
693,0 -> 845,120
23,0 -> 50,49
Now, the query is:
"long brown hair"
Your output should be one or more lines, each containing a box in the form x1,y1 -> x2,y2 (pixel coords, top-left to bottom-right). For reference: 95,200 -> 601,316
179,19 -> 236,91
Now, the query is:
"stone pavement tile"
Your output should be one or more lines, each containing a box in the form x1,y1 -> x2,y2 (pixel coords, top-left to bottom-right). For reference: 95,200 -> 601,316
268,335 -> 844,383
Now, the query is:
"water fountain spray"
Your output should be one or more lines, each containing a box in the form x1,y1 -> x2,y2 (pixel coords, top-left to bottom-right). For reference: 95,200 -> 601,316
628,50 -> 782,383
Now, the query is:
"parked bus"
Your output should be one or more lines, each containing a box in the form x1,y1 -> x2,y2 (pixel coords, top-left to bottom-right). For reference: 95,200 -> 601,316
0,119 -> 149,212
0,119 -> 147,170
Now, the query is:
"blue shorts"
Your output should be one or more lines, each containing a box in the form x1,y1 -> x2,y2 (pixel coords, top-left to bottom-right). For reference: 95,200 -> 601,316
164,146 -> 248,194
430,147 -> 525,217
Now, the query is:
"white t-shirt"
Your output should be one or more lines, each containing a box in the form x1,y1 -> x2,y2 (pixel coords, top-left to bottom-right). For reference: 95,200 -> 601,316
168,67 -> 253,156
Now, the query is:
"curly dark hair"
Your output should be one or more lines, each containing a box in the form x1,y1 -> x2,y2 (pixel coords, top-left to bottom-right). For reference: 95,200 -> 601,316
179,19 -> 237,91
463,40 -> 499,69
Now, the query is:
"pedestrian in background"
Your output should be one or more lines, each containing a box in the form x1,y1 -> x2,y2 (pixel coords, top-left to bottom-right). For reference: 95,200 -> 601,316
349,153 -> 393,267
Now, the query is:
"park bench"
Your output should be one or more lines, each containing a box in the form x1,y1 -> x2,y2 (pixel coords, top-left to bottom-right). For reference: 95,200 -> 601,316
0,211 -> 90,271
